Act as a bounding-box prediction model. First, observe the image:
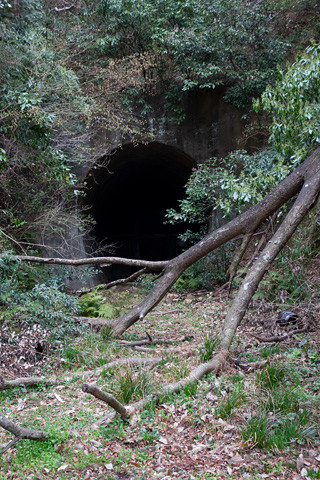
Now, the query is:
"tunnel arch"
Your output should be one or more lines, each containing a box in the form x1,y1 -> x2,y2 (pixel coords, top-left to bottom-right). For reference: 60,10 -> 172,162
84,142 -> 196,278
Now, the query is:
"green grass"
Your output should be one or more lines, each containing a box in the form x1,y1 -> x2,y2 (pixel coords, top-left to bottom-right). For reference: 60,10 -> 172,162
114,368 -> 153,404
199,333 -> 218,362
215,389 -> 246,419
256,362 -> 288,390
264,386 -> 302,413
260,344 -> 281,358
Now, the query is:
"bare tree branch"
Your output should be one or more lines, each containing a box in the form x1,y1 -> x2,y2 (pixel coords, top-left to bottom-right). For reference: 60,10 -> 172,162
0,437 -> 19,455
251,324 -> 309,343
4,255 -> 167,270
84,267 -> 148,293
0,413 -> 47,454
82,384 -> 128,418
227,230 -> 254,281
93,350 -> 228,425
219,154 -> 320,350
0,376 -> 57,392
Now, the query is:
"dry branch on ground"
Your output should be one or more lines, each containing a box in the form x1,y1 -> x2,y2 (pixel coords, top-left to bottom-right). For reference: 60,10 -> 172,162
0,413 -> 47,454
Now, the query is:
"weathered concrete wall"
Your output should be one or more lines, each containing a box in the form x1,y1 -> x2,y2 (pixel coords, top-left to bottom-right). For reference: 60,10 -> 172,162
145,89 -> 244,163
86,88 -> 245,177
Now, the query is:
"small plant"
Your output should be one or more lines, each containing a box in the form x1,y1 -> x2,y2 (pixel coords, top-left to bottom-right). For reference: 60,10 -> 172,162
199,333 -> 218,362
101,324 -> 114,341
183,382 -> 198,397
307,468 -> 320,479
134,274 -> 157,291
137,426 -> 160,443
79,287 -> 115,318
242,411 -> 270,448
268,412 -> 316,450
256,363 -> 287,390
215,389 -> 246,419
115,368 -> 153,404
260,345 -> 281,358
265,387 -> 302,414
242,409 -> 317,450
23,283 -> 82,342
79,286 -> 128,320
100,416 -> 127,440
62,346 -> 87,367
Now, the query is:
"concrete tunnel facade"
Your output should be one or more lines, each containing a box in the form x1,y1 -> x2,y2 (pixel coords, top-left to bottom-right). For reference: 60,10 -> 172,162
85,142 -> 196,278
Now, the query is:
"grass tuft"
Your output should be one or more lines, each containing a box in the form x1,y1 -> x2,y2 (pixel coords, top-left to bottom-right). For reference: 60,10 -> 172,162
115,368 -> 153,404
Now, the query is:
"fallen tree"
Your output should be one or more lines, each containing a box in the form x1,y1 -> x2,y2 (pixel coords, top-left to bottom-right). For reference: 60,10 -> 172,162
78,147 -> 320,424
3,148 -> 320,341
98,147 -> 320,335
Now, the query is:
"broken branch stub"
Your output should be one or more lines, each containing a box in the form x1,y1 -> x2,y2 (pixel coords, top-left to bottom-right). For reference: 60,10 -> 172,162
82,383 -> 128,418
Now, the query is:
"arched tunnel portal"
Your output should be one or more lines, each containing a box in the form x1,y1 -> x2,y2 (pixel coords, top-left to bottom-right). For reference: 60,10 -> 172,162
85,142 -> 196,279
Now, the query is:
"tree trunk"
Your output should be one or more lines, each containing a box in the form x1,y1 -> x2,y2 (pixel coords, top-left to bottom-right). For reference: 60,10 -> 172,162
218,157 -> 320,349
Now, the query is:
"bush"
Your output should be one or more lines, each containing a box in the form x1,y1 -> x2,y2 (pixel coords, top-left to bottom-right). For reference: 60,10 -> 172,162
78,287 -> 127,318
0,252 -> 83,342
23,283 -> 82,341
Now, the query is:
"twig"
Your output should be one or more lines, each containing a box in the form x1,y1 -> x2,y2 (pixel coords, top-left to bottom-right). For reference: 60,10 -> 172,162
244,210 -> 280,270
227,231 -> 254,284
54,4 -> 74,12
131,346 -> 155,353
211,281 -> 230,295
84,268 -> 148,294
120,338 -> 172,347
119,334 -> 193,348
68,356 -> 162,381
148,309 -> 183,316
0,229 -> 27,254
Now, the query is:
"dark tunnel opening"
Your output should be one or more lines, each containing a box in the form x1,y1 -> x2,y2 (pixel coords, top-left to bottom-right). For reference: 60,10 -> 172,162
85,142 -> 196,279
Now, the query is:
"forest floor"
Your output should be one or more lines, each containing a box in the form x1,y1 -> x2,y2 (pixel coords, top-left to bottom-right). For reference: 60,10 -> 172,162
0,284 -> 320,480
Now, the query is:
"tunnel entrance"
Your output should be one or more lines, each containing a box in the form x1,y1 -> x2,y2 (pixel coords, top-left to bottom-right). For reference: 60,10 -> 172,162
85,142 -> 196,279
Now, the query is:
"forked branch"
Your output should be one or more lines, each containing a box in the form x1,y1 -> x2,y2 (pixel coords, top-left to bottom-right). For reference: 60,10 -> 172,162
0,413 -> 47,454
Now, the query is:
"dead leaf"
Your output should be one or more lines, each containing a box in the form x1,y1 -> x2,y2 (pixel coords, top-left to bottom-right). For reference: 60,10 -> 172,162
158,436 -> 168,445
54,392 -> 64,403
